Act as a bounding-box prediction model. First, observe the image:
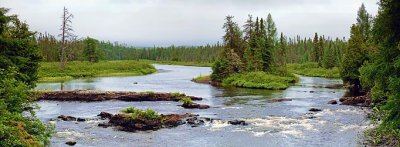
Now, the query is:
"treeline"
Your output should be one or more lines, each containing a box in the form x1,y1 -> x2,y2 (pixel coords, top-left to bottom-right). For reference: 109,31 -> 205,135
36,33 -> 223,63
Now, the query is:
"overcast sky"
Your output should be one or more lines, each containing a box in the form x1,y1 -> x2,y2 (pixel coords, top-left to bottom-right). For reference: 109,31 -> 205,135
1,0 -> 379,47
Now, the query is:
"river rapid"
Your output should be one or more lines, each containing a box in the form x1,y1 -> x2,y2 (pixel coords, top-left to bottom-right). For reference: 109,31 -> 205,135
35,64 -> 371,147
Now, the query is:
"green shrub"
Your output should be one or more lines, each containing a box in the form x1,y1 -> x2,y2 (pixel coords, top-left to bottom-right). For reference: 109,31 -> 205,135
121,107 -> 161,120
171,92 -> 184,97
222,71 -> 297,90
180,97 -> 193,105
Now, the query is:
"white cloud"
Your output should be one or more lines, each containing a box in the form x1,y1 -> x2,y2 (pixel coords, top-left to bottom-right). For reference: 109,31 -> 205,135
0,0 -> 379,46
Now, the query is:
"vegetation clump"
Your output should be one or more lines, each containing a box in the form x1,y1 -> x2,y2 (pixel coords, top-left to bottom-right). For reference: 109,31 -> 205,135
222,72 -> 297,90
180,97 -> 193,105
120,107 -> 161,120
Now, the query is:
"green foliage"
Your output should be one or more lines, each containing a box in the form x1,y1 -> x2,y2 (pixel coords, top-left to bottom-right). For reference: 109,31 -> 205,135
83,37 -> 102,63
288,62 -> 340,78
340,25 -> 367,86
38,60 -> 156,82
358,0 -> 400,144
121,107 -> 161,120
0,8 -> 41,88
171,92 -> 184,97
222,71 -> 297,90
180,97 -> 193,105
0,8 -> 52,146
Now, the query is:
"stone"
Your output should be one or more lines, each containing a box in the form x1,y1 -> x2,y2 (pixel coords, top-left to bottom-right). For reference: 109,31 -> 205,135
65,141 -> 76,146
327,100 -> 338,105
309,108 -> 322,112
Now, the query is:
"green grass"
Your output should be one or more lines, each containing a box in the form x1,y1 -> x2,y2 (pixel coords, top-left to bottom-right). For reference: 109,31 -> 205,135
180,97 -> 193,105
287,62 -> 340,78
192,75 -> 211,83
121,107 -> 161,120
222,71 -> 298,90
140,60 -> 212,67
38,60 -> 157,82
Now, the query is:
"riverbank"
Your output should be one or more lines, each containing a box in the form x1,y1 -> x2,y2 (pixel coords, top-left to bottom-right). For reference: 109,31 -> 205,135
38,61 -> 157,82
287,62 -> 340,78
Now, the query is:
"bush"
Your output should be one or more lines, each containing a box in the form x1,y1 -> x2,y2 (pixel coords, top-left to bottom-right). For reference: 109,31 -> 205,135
121,107 -> 161,120
180,97 -> 193,105
222,71 -> 297,90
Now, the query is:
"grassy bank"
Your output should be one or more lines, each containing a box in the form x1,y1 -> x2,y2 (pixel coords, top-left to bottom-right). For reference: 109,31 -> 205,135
192,75 -> 211,84
287,62 -> 340,78
222,71 -> 298,90
38,60 -> 157,82
140,60 -> 212,67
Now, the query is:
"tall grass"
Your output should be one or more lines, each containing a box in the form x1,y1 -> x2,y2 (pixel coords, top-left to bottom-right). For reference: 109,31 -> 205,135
38,60 -> 156,82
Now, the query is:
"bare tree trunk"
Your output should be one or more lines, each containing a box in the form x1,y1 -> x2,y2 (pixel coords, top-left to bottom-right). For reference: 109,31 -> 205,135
59,7 -> 73,70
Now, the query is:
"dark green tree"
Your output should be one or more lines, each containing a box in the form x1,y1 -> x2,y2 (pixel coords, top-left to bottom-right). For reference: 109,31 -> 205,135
0,7 -> 52,146
83,37 -> 100,63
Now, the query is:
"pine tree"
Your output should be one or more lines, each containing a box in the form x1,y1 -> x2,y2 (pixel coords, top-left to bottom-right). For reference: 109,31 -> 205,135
341,25 -> 366,94
83,37 -> 100,63
357,3 -> 371,41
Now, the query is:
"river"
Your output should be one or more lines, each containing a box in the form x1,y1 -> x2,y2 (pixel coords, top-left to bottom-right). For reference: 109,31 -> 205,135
35,64 -> 370,147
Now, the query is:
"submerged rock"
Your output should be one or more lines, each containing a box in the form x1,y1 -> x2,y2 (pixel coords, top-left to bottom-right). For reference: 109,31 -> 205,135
268,98 -> 292,103
58,115 -> 77,121
77,118 -> 86,122
181,103 -> 210,109
309,108 -> 322,112
186,117 -> 205,127
328,100 -> 338,105
65,141 -> 76,146
324,84 -> 344,89
228,120 -> 248,126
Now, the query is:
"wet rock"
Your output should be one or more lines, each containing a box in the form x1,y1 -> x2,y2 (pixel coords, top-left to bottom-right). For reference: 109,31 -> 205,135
181,103 -> 210,109
98,112 -> 113,119
268,98 -> 292,103
58,115 -> 77,121
309,108 -> 322,112
133,82 -> 138,84
77,118 -> 86,122
186,117 -> 204,127
106,113 -> 194,132
98,123 -> 111,128
228,120 -> 248,126
65,141 -> 76,146
328,100 -> 338,105
310,91 -> 315,93
340,93 -> 371,106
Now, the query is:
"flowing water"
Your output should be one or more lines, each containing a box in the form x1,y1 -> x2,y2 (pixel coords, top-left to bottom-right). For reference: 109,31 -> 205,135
35,64 -> 371,147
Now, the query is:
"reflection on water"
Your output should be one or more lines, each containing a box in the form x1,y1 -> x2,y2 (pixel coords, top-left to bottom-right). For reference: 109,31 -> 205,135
35,64 -> 369,147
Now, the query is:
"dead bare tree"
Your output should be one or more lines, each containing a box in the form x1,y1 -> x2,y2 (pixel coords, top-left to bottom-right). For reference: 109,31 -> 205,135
59,7 -> 74,70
